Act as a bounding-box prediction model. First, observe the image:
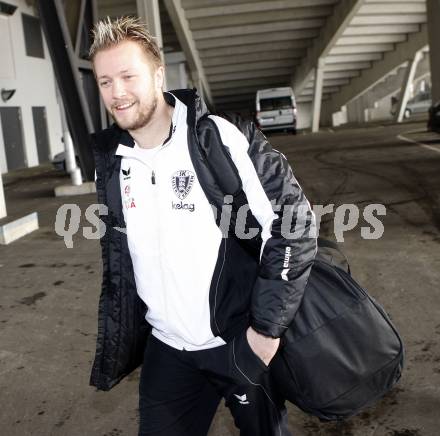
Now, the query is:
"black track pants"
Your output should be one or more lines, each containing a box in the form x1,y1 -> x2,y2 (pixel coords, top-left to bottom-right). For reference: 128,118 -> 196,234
138,331 -> 292,436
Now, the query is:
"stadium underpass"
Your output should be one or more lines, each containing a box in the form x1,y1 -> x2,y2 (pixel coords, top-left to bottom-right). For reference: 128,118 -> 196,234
1,1 -> 440,435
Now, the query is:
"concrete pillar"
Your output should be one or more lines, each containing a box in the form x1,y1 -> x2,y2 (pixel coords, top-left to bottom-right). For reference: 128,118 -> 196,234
427,0 -> 440,103
396,51 -> 423,122
136,0 -> 167,89
57,87 -> 82,185
0,172 -> 6,220
347,98 -> 361,123
164,52 -> 188,89
312,58 -> 325,133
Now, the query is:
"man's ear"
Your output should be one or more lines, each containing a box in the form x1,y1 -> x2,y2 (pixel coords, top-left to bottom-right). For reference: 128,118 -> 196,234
155,65 -> 165,90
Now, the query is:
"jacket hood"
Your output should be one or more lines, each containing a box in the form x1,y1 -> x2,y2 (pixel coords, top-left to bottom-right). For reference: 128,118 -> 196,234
168,88 -> 208,127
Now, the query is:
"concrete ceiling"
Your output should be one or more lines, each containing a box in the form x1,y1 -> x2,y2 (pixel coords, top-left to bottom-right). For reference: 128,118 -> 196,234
97,0 -> 428,114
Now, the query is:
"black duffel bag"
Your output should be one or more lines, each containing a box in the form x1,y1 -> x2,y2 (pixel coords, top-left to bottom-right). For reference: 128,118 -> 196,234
270,239 -> 404,421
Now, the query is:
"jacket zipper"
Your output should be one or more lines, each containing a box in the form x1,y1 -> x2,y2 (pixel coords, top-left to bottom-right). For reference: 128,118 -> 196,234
144,142 -> 172,185
147,154 -> 169,330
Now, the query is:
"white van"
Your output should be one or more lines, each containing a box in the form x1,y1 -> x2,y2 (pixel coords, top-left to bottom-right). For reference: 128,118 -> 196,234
256,87 -> 297,134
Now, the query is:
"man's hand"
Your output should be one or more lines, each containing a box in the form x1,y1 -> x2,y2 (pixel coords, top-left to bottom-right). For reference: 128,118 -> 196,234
246,326 -> 280,366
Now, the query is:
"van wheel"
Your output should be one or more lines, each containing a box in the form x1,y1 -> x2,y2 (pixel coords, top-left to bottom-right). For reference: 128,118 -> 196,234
291,128 -> 297,135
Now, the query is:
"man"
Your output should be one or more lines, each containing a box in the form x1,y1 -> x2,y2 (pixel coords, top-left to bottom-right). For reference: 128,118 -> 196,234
89,16 -> 316,436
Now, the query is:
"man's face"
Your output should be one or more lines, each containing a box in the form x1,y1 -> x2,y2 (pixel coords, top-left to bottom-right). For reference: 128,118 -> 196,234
93,40 -> 164,131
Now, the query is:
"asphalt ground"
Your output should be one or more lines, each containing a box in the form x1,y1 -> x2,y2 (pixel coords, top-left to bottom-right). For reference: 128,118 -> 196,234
0,120 -> 439,436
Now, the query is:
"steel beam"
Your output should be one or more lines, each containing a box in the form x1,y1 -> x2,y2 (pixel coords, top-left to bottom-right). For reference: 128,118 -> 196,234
64,0 -> 83,46
73,0 -> 87,56
351,14 -> 426,26
324,70 -> 359,79
336,34 -> 407,45
329,44 -> 394,54
205,59 -> 299,76
192,18 -> 325,40
326,53 -> 383,63
324,62 -> 372,71
163,0 -> 212,106
358,2 -> 426,14
312,58 -> 325,133
211,76 -> 291,91
196,29 -> 319,49
199,41 -> 309,58
343,24 -> 420,35
184,0 -> 337,19
202,50 -> 304,67
189,6 -> 333,29
208,68 -> 293,83
38,0 -> 95,181
292,0 -> 364,96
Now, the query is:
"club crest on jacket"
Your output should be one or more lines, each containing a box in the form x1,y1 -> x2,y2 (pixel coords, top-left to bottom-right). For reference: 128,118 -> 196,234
172,170 -> 195,200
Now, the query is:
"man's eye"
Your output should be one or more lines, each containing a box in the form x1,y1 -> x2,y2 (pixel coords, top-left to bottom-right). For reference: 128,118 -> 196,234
123,75 -> 133,80
100,81 -> 110,87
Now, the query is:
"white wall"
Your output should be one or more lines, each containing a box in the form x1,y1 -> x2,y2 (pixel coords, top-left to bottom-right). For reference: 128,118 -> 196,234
296,101 -> 312,130
369,96 -> 395,121
0,0 -> 63,174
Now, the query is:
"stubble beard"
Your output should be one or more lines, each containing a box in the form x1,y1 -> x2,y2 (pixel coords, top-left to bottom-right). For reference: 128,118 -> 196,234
112,93 -> 158,131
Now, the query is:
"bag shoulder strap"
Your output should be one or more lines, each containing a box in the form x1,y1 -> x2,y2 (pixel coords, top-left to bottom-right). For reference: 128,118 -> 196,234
195,114 -> 262,249
196,114 -> 245,203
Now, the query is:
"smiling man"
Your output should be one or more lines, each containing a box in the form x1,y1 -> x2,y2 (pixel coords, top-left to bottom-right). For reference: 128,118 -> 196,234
89,16 -> 316,436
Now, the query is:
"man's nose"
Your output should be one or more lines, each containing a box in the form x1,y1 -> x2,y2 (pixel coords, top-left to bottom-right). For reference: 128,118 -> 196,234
112,80 -> 127,99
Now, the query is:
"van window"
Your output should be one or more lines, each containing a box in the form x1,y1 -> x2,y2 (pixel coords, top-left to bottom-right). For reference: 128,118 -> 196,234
260,96 -> 292,111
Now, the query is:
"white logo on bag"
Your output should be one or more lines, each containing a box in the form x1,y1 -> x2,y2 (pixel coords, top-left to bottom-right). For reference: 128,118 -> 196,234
234,393 -> 250,405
